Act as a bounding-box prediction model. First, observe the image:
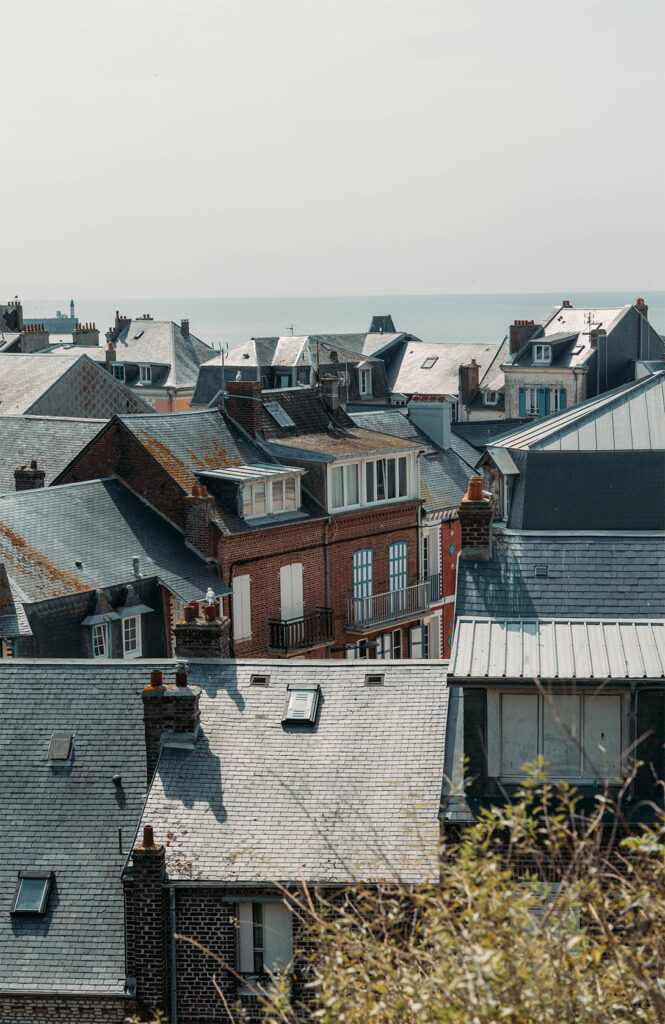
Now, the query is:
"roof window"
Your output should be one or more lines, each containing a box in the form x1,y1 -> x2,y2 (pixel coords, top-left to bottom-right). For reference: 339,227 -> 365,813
265,402 -> 296,428
133,329 -> 144,340
421,356 -> 438,369
48,732 -> 73,762
11,871 -> 54,916
250,674 -> 270,686
283,686 -> 320,724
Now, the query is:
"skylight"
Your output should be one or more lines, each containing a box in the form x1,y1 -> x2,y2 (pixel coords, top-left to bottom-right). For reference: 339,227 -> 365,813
11,872 -> 54,916
283,686 -> 319,723
133,329 -> 144,339
48,732 -> 73,762
265,402 -> 296,428
421,357 -> 438,369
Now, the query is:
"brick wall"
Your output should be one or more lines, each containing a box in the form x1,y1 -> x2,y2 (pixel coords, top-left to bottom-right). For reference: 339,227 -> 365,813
441,517 -> 460,658
124,835 -> 170,1018
0,994 -> 134,1024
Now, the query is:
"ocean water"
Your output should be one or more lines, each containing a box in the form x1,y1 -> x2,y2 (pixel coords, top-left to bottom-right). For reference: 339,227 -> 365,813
25,292 -> 665,351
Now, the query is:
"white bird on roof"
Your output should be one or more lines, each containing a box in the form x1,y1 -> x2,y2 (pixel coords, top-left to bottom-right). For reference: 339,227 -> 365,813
205,587 -> 216,604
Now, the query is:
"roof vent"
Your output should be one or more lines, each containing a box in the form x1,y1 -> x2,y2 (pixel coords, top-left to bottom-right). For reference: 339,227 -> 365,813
48,732 -> 73,762
365,673 -> 385,686
250,674 -> 270,686
75,560 -> 83,570
283,686 -> 320,724
265,402 -> 296,428
534,564 -> 548,578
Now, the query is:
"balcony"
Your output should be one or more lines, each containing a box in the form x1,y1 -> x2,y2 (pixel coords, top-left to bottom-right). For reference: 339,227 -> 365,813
427,572 -> 441,604
345,581 -> 432,632
268,608 -> 335,655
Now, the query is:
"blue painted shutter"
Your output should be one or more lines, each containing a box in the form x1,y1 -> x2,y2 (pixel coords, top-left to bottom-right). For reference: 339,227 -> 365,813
344,643 -> 357,660
519,387 -> 526,416
559,387 -> 567,410
353,549 -> 374,629
376,632 -> 393,659
537,387 -> 548,417
408,625 -> 426,659
388,543 -> 408,591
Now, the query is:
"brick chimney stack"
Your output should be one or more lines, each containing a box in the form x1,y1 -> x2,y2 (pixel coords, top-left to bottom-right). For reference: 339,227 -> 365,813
183,483 -> 216,559
180,318 -> 190,338
14,460 -> 45,491
21,323 -> 50,353
635,298 -> 649,320
458,475 -> 493,561
320,375 -> 341,411
225,380 -> 263,437
589,327 -> 606,348
124,823 -> 168,1015
458,359 -> 479,406
173,599 -> 231,659
142,667 -> 202,783
73,322 -> 100,348
105,340 -> 117,371
509,319 -> 539,355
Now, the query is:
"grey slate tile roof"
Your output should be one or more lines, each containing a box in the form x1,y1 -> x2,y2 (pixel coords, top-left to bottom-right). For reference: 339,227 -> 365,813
0,661 -> 147,995
388,341 -> 502,397
142,660 -> 449,885
452,419 -> 527,451
0,564 -> 31,638
456,533 -> 665,620
0,478 -> 227,604
0,352 -> 151,416
351,408 -> 479,469
0,415 -> 105,493
112,319 -> 216,389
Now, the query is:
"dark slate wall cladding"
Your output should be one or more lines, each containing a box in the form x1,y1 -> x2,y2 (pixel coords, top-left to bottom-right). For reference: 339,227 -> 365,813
509,451 -> 665,531
18,579 -> 167,659
636,690 -> 665,804
0,994 -> 133,1024
463,688 -> 487,798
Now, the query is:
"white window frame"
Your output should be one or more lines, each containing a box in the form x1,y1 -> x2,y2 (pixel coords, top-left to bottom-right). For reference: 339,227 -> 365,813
237,901 -> 293,977
358,367 -> 372,397
487,690 -> 627,784
112,363 -> 126,382
122,614 -> 142,659
139,364 -> 152,384
241,477 -> 300,519
525,386 -> 539,416
327,454 -> 413,512
533,343 -> 551,365
551,387 -> 565,413
91,623 -> 109,659
483,390 -> 498,405
232,575 -> 252,640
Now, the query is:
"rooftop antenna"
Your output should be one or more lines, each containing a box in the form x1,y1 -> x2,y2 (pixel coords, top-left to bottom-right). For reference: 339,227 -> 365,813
285,324 -> 295,336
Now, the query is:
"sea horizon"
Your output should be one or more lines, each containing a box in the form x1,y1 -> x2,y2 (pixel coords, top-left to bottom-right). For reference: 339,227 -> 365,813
23,290 -> 665,351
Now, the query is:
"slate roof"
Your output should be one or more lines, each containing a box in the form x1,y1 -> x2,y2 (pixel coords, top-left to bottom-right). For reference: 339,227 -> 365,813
489,371 -> 665,451
456,533 -> 665,620
261,427 -> 421,462
140,660 -> 448,885
388,341 -> 502,397
502,450 -> 665,531
111,319 -> 216,389
351,408 -> 479,468
0,661 -> 146,995
452,419 -> 526,451
0,478 -> 227,604
0,352 -> 151,416
0,563 -> 31,638
0,415 -> 105,493
450,617 -> 665,681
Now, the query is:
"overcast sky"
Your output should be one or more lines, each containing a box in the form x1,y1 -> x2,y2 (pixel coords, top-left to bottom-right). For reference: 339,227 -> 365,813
2,0 -> 663,297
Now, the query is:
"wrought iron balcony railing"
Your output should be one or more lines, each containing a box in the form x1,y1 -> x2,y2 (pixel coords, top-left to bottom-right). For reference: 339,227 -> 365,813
345,581 -> 431,632
426,572 -> 441,604
268,607 -> 335,654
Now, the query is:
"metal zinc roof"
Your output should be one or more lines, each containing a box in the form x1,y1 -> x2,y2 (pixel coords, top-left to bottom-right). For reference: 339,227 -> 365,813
199,462 -> 304,482
450,617 -> 665,681
492,371 -> 665,452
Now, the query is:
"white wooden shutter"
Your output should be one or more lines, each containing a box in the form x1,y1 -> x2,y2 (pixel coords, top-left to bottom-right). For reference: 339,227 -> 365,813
344,642 -> 358,660
408,624 -> 425,659
543,694 -> 582,778
264,903 -> 293,974
501,693 -> 538,778
583,694 -> 622,780
233,575 -> 251,640
237,902 -> 254,972
280,563 -> 304,621
376,633 -> 392,659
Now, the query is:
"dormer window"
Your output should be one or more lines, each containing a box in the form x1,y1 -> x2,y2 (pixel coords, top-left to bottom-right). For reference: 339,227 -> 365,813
139,364 -> 152,384
533,344 -> 551,364
484,390 -> 498,405
358,368 -> 372,397
112,364 -> 126,382
328,454 -> 412,511
241,475 -> 301,518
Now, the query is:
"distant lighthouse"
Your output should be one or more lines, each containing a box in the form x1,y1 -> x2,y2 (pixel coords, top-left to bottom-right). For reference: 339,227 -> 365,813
70,299 -> 75,320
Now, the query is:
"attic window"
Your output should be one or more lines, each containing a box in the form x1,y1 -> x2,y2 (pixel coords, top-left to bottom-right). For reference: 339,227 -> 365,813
250,674 -> 270,686
133,329 -> 144,340
421,357 -> 438,369
11,872 -> 54,916
283,686 -> 319,723
48,732 -> 73,762
139,365 -> 152,384
533,344 -> 551,364
265,402 -> 296,428
534,564 -> 548,578
484,391 -> 498,405
364,673 -> 385,686
112,364 -> 125,382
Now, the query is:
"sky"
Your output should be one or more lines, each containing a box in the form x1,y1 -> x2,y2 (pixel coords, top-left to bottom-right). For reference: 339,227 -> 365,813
1,0 -> 663,298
